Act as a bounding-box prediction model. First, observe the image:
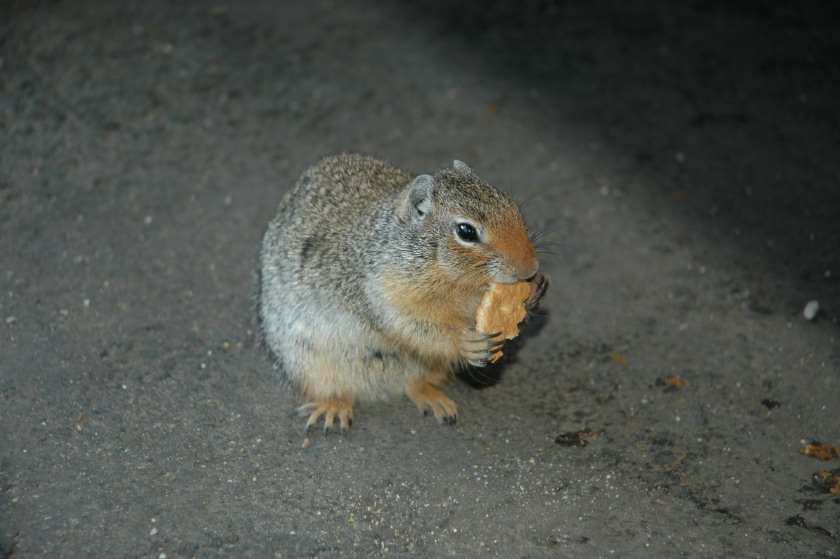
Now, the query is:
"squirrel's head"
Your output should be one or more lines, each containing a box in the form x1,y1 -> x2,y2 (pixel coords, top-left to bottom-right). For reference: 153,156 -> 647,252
397,160 -> 538,286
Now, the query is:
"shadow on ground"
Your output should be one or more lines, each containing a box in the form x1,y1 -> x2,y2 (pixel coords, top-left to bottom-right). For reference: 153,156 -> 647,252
385,0 -> 840,316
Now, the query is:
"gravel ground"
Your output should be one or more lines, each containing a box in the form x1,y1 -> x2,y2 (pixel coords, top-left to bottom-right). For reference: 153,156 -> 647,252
2,1 -> 839,557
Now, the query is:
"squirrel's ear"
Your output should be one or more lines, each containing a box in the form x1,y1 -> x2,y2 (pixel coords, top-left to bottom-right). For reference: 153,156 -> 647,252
399,174 -> 435,220
453,160 -> 472,173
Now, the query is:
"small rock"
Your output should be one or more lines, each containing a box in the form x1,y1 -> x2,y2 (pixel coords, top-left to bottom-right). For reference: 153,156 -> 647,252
803,300 -> 819,321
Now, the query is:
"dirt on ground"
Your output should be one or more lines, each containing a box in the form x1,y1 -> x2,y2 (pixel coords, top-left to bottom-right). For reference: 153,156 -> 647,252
2,1 -> 839,557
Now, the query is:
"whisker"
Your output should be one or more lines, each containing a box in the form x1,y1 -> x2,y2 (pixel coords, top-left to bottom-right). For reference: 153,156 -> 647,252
534,252 -> 562,264
533,241 -> 575,255
515,191 -> 551,212
529,227 -> 560,239
529,230 -> 552,243
534,244 -> 567,253
461,363 -> 497,386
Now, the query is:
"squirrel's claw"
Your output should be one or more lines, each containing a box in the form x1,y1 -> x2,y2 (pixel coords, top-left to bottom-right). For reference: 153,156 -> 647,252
525,272 -> 549,311
298,397 -> 354,435
467,331 -> 503,342
460,328 -> 504,367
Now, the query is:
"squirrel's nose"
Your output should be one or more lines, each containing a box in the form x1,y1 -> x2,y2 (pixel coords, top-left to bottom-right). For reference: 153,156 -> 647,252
516,260 -> 539,281
513,243 -> 539,281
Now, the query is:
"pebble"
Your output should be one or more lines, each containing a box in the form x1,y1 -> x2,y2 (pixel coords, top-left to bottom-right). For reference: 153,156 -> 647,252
803,300 -> 819,321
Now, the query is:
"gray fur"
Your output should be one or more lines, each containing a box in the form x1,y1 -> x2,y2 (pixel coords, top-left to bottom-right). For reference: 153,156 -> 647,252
453,160 -> 472,173
402,174 -> 435,220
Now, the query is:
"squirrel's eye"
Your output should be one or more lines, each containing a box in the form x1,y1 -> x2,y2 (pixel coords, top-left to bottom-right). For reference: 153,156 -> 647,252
456,222 -> 479,243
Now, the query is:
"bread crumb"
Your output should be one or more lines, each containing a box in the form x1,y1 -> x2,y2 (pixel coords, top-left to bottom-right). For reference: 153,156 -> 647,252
475,281 -> 531,362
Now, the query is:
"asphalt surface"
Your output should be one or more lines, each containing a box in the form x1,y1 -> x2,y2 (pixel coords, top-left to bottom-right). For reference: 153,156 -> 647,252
2,1 -> 839,557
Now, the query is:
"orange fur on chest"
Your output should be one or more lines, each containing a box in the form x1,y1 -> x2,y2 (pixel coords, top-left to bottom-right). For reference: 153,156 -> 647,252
381,270 -> 479,338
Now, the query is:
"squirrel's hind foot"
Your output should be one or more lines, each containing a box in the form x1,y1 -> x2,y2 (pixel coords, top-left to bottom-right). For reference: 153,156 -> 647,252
405,379 -> 458,425
298,396 -> 354,434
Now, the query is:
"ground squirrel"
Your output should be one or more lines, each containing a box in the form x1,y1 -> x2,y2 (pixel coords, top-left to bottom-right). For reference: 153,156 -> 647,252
257,154 -> 548,432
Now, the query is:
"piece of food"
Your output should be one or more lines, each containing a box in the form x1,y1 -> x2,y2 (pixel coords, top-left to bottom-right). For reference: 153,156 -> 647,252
476,281 -> 532,362
554,429 -> 598,447
663,374 -> 685,392
611,352 -> 628,367
800,442 -> 835,461
812,469 -> 840,494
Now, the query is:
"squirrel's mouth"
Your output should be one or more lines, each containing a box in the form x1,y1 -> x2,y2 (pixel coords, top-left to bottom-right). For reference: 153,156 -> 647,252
487,263 -> 525,284
487,258 -> 539,285
491,274 -> 521,284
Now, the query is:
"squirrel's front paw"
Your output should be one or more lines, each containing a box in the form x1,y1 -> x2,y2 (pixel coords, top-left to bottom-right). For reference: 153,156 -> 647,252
298,396 -> 354,435
405,380 -> 458,425
460,328 -> 505,367
525,272 -> 549,311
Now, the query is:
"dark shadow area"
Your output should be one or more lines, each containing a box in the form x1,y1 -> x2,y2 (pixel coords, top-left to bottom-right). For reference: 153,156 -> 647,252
384,0 -> 840,314
457,309 -> 549,388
